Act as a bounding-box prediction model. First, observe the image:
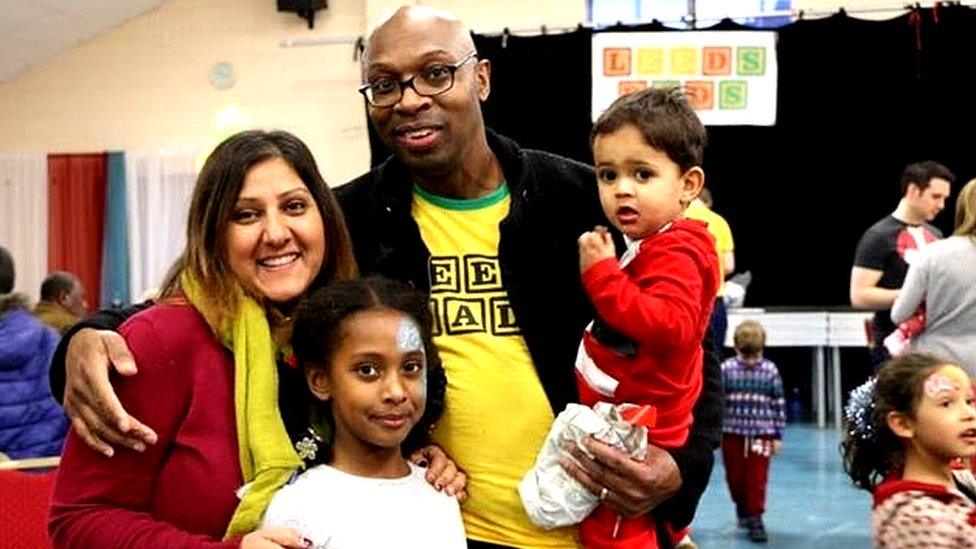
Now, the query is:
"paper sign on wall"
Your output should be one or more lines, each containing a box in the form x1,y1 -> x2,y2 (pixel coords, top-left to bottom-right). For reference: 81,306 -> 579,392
592,31 -> 778,126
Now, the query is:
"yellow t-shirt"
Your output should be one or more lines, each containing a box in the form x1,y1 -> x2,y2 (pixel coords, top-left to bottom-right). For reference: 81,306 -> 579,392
412,183 -> 578,548
685,198 -> 734,296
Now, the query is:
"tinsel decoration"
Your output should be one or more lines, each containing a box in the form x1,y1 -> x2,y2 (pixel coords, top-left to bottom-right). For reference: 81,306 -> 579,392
845,377 -> 877,441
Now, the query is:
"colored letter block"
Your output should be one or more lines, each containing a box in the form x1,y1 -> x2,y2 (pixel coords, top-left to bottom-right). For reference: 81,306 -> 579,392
618,80 -> 648,96
651,80 -> 681,90
737,47 -> 766,75
671,47 -> 698,75
719,80 -> 748,109
685,80 -> 715,110
702,47 -> 732,76
636,48 -> 664,75
603,48 -> 632,76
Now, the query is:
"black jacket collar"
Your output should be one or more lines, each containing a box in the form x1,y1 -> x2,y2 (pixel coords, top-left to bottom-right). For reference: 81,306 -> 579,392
367,128 -> 528,213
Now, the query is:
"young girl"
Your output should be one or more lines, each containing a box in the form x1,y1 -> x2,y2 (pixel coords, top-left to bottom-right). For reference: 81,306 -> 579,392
842,353 -> 976,547
262,276 -> 466,548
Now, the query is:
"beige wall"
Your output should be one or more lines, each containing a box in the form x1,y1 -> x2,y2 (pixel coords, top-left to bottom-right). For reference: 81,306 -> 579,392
0,0 -> 587,185
0,0 -> 368,184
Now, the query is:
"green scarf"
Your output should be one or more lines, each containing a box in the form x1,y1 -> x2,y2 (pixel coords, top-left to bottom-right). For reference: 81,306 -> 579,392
181,273 -> 302,538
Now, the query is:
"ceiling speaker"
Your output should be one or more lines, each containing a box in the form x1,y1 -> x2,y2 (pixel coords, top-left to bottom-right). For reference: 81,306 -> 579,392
277,0 -> 328,29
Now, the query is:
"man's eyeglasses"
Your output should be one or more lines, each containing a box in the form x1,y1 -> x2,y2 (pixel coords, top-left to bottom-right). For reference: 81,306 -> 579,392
358,51 -> 478,108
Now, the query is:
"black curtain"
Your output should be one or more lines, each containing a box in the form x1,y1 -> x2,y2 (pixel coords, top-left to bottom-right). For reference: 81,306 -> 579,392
368,6 -> 976,309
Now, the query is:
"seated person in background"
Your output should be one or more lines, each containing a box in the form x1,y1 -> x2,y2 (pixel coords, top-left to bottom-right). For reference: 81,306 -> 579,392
34,272 -> 88,334
573,87 -> 719,548
0,246 -> 68,460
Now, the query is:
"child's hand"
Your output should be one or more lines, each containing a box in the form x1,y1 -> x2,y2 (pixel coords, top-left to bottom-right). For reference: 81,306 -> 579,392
772,440 -> 782,455
410,444 -> 469,502
578,226 -> 616,274
241,527 -> 310,549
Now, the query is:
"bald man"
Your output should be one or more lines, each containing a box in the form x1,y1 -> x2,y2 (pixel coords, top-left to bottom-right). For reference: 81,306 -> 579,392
341,8 -> 720,547
34,271 -> 87,334
53,6 -> 722,548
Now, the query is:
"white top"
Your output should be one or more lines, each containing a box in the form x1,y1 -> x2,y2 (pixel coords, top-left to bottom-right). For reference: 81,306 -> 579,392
891,235 -> 976,377
263,462 -> 467,549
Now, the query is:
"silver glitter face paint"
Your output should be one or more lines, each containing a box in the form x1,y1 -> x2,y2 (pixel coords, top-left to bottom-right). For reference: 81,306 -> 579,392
396,318 -> 423,354
397,317 -> 427,400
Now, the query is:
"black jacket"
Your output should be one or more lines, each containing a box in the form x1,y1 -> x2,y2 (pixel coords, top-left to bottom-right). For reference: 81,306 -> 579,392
335,129 -> 723,531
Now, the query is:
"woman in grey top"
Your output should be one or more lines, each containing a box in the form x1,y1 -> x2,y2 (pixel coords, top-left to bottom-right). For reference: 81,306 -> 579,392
892,178 -> 976,376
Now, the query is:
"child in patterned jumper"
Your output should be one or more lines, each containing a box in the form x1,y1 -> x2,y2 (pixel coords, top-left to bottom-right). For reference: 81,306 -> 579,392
720,320 -> 786,543
842,353 -> 976,548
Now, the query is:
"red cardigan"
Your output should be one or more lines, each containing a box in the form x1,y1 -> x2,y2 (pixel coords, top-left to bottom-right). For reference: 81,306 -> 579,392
579,219 -> 719,448
49,303 -> 243,548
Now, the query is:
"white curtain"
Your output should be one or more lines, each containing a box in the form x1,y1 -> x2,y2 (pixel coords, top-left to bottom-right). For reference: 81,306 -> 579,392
0,153 -> 47,301
125,150 -> 197,302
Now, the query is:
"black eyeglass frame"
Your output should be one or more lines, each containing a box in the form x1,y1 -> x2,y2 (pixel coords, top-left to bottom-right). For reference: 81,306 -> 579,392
358,50 -> 479,108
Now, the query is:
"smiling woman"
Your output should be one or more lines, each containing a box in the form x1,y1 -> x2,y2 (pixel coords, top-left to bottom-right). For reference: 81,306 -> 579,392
158,130 -> 356,334
225,157 -> 326,307
48,130 -> 358,548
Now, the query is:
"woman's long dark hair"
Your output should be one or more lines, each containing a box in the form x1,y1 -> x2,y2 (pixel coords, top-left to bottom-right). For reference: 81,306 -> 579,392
841,353 -> 945,490
287,276 -> 446,463
158,129 -> 357,329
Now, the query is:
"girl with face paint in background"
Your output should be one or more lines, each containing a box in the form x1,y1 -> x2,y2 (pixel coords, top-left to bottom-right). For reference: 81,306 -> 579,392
841,353 -> 976,547
263,276 -> 465,548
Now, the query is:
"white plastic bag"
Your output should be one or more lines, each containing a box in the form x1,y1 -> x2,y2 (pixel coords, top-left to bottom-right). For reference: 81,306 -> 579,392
518,402 -> 652,530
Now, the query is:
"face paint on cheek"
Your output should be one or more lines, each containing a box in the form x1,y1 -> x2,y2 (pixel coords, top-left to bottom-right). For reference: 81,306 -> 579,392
397,318 -> 427,400
418,365 -> 428,401
924,372 -> 961,398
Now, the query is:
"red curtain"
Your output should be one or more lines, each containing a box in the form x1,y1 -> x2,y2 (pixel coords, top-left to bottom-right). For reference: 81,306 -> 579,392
48,154 -> 107,313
